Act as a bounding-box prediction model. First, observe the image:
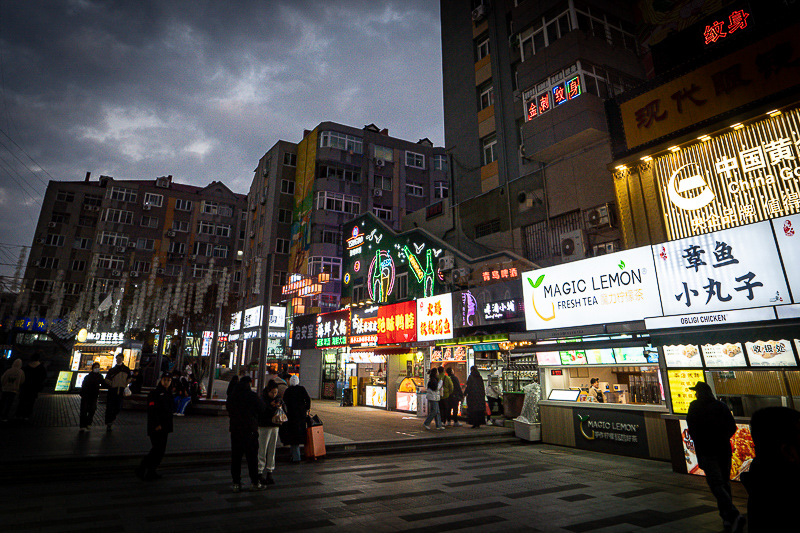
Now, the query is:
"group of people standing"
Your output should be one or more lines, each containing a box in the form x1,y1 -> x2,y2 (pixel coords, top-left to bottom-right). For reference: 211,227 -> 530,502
423,365 -> 490,430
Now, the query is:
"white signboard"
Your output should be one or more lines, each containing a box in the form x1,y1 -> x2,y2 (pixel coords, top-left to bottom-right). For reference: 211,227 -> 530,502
745,339 -> 796,367
645,307 -> 776,330
269,306 -> 286,328
653,222 -> 789,316
230,311 -> 241,332
663,344 -> 703,368
416,294 -> 454,342
243,306 -> 262,329
521,247 -> 662,330
702,343 -> 748,368
772,215 -> 800,302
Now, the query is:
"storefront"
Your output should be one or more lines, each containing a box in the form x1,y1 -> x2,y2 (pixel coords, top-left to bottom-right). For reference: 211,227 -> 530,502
60,332 -> 142,392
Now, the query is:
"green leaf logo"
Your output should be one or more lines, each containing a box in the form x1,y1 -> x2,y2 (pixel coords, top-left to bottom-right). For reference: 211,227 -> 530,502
618,260 -> 625,270
533,274 -> 545,288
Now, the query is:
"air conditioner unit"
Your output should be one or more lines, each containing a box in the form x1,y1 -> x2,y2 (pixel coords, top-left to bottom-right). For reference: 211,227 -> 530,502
112,270 -> 122,277
91,206 -> 100,211
31,260 -> 39,267
47,222 -> 57,228
143,204 -> 151,211
373,189 -> 383,197
585,203 -> 614,229
452,267 -> 469,280
115,246 -> 125,252
156,268 -> 165,274
472,3 -> 488,22
593,242 -> 620,256
35,238 -> 45,244
130,271 -> 139,278
560,229 -> 586,263
438,254 -> 455,271
127,241 -> 136,248
375,159 -> 385,168
83,204 -> 92,211
167,230 -> 176,237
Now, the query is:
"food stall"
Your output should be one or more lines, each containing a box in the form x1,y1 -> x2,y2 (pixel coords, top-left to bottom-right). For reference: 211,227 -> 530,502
63,333 -> 141,392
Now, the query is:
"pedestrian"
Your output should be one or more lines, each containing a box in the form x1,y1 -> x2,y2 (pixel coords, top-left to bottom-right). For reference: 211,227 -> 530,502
446,367 -> 463,427
79,362 -> 105,431
104,354 -> 131,431
17,353 -> 48,420
685,381 -> 745,533
437,366 -> 452,427
257,380 -> 284,485
226,375 -> 240,398
1,358 -> 25,421
226,376 -> 266,492
423,368 -> 444,430
171,369 -> 191,416
486,379 -> 504,416
741,406 -> 800,532
464,366 -> 486,428
587,378 -> 604,403
280,375 -> 311,463
278,364 -> 291,381
135,372 -> 174,481
129,368 -> 144,394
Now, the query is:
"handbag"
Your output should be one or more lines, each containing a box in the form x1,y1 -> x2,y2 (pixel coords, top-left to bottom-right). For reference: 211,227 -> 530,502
306,414 -> 323,427
123,385 -> 132,397
272,407 -> 288,425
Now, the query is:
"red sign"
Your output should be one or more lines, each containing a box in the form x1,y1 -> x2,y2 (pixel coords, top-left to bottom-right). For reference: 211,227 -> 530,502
551,369 -> 563,376
377,301 -> 416,344
481,267 -> 519,282
538,92 -> 551,113
704,9 -> 749,45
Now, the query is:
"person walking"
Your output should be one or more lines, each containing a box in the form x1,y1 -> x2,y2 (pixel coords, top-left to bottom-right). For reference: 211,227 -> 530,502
446,367 -> 463,427
104,354 -> 131,431
741,406 -> 800,532
257,380 -> 284,485
135,372 -> 173,481
685,381 -> 745,533
464,366 -> 486,428
423,368 -> 444,430
79,362 -> 105,431
17,353 -> 48,420
280,375 -> 311,463
226,376 -> 266,492
437,366 -> 453,427
1,358 -> 25,421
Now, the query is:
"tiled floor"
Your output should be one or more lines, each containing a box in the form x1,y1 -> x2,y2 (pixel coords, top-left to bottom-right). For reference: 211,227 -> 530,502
3,443 -> 745,532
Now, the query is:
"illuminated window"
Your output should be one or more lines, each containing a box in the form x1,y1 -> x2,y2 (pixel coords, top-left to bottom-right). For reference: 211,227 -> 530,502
478,82 -> 494,110
406,151 -> 425,169
319,131 -> 363,154
482,135 -> 498,166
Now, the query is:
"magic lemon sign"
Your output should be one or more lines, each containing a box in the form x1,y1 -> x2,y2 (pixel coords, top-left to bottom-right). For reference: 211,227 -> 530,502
521,247 -> 662,330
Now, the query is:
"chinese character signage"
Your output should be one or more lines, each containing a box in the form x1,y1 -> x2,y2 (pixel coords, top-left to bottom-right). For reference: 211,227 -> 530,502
574,408 -> 649,458
525,76 -> 581,122
772,215 -> 800,302
668,369 -> 705,414
350,305 -> 379,346
745,339 -> 796,367
521,247 -> 661,330
269,306 -> 286,328
453,280 -> 524,329
242,306 -> 262,329
416,294 -> 454,342
653,222 -> 789,316
703,8 -> 750,46
376,301 -> 417,344
315,310 -> 350,348
230,311 -> 241,332
291,313 -> 317,350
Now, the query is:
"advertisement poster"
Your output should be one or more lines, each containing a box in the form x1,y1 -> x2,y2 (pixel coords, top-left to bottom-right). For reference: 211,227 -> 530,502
702,343 -> 748,368
574,408 -> 649,458
680,420 -> 755,480
536,352 -> 562,366
453,280 -> 524,328
417,294 -> 454,342
745,339 -> 797,367
55,371 -> 73,392
653,222 -> 790,316
269,306 -> 287,328
585,348 -> 616,365
376,301 -> 416,344
365,385 -> 386,408
613,346 -> 652,364
668,369 -> 705,414
521,247 -> 661,330
663,344 -> 703,368
560,350 -> 587,365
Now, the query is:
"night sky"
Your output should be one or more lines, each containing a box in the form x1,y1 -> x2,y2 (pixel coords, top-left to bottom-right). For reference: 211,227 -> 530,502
0,0 -> 443,278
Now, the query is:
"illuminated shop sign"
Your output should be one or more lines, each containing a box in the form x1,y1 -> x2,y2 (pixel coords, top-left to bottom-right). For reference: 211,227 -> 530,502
772,215 -> 800,301
481,267 -> 519,282
346,226 -> 365,250
524,64 -> 581,122
745,339 -> 797,367
663,344 -> 703,368
230,311 -> 241,332
668,369 -> 705,414
350,305 -> 379,346
521,247 -> 661,330
574,408 -> 649,458
454,280 -> 524,328
703,8 -> 750,46
269,306 -> 286,328
652,221 -> 789,316
431,345 -> 468,362
242,306 -> 262,329
377,301 -> 417,344
316,310 -> 350,348
654,109 -> 800,240
291,313 -> 317,350
417,294 -> 454,342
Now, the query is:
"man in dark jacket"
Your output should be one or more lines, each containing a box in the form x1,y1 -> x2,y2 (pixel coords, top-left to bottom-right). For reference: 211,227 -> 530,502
104,354 -> 131,431
741,406 -> 800,532
18,353 -> 48,420
79,362 -> 105,431
226,376 -> 266,492
135,372 -> 173,481
685,381 -> 744,533
446,367 -> 463,427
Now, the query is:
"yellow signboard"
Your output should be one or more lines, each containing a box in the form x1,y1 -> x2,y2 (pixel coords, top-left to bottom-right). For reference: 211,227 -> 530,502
620,24 -> 800,150
667,369 -> 705,414
55,371 -> 73,392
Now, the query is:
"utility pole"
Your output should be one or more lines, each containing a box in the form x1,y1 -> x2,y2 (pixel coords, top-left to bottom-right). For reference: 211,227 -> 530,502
256,254 -> 275,390
206,297 -> 223,399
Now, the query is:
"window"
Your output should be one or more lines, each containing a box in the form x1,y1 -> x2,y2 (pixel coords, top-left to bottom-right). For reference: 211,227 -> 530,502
322,230 -> 341,247
192,264 -> 209,279
278,209 -> 292,224
213,245 -> 229,258
475,219 -> 502,238
175,199 -> 193,211
283,153 -> 297,166
143,193 -> 163,207
477,37 -> 490,60
434,182 -> 449,199
353,285 -> 366,303
140,215 -> 159,228
405,151 -> 425,169
482,134 -> 498,165
281,180 -> 295,195
32,280 -> 54,293
273,270 -> 288,288
216,225 -> 231,238
373,206 -> 392,221
98,232 -> 128,246
50,212 -> 69,223
374,145 -> 393,162
519,6 -> 572,61
133,261 -> 151,273
103,208 -> 134,225
276,239 -> 290,254
193,242 -> 212,257
202,201 -> 218,215
406,183 -> 424,197
433,155 -> 448,172
56,190 -> 75,202
97,254 -> 125,271
83,194 -> 103,207
315,191 -> 360,215
240,210 -> 247,221
198,221 -> 215,235
318,164 -> 360,183
168,241 -> 186,255
70,260 -> 86,272
44,234 -> 65,247
108,187 -> 137,203
319,131 -> 363,154
64,283 -> 83,296
171,220 -> 189,232
39,257 -> 58,269
396,273 -> 408,300
136,238 -> 155,251
218,204 -> 233,217
580,60 -> 640,99
373,175 -> 392,191
479,82 -> 494,110
78,216 -> 96,227
575,4 -> 637,51
308,256 -> 342,280
73,238 -> 91,250
166,264 -> 182,277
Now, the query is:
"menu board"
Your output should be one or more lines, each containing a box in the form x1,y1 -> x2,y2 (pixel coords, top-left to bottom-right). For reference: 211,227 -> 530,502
560,350 -> 588,365
745,339 -> 796,367
680,420 -> 755,480
365,385 -> 386,408
667,369 -> 705,414
585,348 -> 616,364
613,346 -> 649,364
663,344 -> 703,368
536,352 -> 562,366
701,343 -> 748,368
55,371 -> 73,392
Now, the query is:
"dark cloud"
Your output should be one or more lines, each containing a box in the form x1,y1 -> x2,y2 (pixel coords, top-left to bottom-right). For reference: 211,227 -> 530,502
0,0 -> 443,276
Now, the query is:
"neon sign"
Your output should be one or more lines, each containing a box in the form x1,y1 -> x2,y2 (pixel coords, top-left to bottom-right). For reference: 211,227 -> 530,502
538,92 -> 551,113
482,267 -> 519,282
566,76 -> 581,100
553,84 -> 567,106
347,226 -> 365,250
526,76 -> 581,122
704,9 -> 749,46
367,250 -> 395,302
403,246 -> 435,297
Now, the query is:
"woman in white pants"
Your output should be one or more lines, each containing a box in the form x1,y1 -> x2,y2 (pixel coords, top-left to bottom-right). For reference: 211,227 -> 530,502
257,380 -> 284,485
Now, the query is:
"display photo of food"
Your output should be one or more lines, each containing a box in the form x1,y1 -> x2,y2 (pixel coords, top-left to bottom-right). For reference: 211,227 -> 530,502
730,424 -> 756,481
683,345 -> 699,359
722,343 -> 741,357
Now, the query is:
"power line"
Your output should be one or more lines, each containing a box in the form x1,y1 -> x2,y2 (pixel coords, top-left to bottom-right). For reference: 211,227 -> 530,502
0,153 -> 43,209
0,127 -> 52,188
